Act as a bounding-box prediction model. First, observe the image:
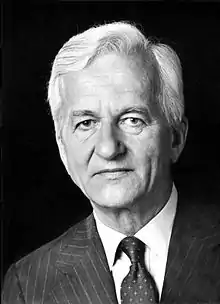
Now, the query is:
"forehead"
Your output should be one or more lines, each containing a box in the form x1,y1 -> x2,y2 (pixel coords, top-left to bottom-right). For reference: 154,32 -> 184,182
63,53 -> 153,109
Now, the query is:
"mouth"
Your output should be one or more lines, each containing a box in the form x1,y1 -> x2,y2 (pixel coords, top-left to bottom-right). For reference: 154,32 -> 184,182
94,168 -> 132,179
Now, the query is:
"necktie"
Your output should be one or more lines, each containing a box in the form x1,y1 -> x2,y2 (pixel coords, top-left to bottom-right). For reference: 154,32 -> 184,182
119,236 -> 159,304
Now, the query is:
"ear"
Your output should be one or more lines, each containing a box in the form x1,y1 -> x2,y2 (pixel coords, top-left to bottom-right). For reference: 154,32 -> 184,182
170,116 -> 188,163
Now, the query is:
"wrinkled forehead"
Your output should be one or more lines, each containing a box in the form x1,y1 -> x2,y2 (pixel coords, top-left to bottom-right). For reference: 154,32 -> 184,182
62,53 -> 160,114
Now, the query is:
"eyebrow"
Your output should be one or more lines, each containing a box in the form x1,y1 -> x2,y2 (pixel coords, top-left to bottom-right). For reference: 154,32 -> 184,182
70,105 -> 152,120
70,109 -> 99,118
120,106 -> 151,117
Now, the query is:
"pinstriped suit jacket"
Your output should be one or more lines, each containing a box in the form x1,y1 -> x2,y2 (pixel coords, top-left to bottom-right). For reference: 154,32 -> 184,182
2,196 -> 220,304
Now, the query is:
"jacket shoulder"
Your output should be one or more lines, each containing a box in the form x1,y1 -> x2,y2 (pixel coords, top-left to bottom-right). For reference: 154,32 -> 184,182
2,215 -> 92,303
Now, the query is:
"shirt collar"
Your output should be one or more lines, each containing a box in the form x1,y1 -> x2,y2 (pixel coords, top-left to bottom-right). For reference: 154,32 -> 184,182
93,184 -> 177,270
93,211 -> 126,270
136,184 -> 177,258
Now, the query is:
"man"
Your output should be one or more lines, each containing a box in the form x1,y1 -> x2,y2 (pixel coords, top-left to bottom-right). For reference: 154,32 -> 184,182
2,21 -> 220,303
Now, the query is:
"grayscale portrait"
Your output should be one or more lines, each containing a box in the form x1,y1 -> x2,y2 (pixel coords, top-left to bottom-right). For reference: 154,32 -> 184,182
3,13 -> 220,304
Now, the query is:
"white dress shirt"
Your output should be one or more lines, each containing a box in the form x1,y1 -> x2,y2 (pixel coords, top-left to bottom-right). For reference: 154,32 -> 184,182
93,184 -> 177,303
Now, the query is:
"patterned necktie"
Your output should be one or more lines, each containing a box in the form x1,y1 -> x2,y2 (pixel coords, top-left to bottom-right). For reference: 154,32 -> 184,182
119,236 -> 159,304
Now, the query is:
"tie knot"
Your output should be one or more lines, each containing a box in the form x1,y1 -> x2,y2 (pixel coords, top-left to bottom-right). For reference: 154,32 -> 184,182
119,236 -> 145,264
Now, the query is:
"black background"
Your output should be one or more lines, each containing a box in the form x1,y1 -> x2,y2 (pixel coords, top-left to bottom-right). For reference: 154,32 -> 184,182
3,1 -> 220,278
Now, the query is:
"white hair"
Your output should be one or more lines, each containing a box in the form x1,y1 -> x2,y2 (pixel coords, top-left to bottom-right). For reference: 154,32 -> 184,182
47,21 -> 185,175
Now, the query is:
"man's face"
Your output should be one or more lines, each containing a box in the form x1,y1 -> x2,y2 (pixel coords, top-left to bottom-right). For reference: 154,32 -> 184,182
62,53 -> 173,209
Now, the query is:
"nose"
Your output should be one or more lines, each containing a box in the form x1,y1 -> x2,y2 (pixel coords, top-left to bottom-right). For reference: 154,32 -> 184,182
95,122 -> 125,160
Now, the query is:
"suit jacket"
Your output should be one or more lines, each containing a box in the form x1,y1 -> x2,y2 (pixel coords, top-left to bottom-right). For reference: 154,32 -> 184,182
2,194 -> 220,304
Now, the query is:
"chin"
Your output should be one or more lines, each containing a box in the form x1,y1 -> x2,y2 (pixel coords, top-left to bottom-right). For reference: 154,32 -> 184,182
86,182 -> 144,209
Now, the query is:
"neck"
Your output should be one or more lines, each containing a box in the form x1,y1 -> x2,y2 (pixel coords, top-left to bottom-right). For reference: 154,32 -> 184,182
93,181 -> 173,235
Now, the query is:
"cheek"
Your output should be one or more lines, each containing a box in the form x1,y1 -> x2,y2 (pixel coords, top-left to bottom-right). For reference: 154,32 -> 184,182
63,129 -> 83,168
131,130 -> 160,162
129,127 -> 169,174
64,128 -> 94,176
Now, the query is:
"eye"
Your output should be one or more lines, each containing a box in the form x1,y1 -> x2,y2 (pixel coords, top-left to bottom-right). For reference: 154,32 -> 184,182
121,117 -> 145,127
126,117 -> 143,125
76,119 -> 97,131
119,116 -> 146,134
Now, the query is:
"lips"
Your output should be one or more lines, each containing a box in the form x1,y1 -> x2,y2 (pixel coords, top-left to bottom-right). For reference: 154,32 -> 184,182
94,168 -> 132,176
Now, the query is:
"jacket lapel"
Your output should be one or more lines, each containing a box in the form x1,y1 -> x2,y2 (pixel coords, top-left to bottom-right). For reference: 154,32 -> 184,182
44,198 -> 219,303
161,195 -> 220,303
160,195 -> 201,302
51,214 -> 118,304
160,198 -> 187,302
